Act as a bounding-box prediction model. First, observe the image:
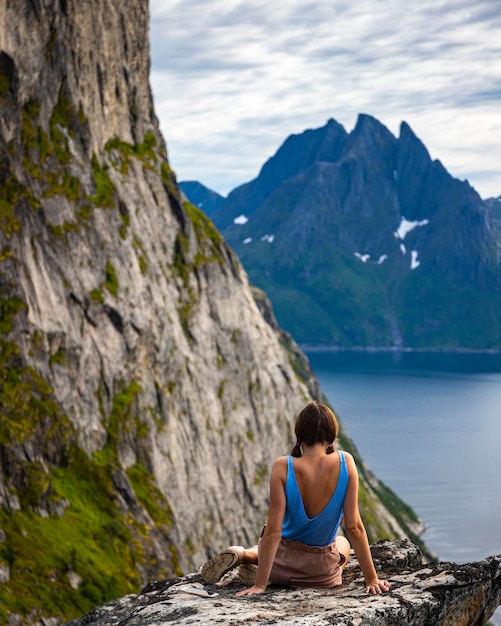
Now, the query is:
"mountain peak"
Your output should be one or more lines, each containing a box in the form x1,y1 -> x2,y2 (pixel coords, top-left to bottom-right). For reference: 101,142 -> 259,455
202,115 -> 501,349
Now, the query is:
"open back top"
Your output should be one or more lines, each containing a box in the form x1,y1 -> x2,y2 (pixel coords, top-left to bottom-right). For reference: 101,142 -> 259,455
281,450 -> 348,546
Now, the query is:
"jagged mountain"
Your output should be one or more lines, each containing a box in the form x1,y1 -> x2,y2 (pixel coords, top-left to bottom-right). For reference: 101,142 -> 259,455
189,116 -> 501,348
0,2 -> 422,624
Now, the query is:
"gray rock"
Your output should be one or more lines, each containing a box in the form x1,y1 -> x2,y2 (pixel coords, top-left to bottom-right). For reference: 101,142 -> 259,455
65,540 -> 501,626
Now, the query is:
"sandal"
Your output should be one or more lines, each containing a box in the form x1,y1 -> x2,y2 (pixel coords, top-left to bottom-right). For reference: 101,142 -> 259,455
201,546 -> 245,584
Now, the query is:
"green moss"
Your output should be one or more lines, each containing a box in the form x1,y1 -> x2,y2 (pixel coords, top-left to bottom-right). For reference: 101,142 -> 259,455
49,347 -> 66,367
132,236 -> 149,275
89,288 -> 104,304
0,449 -> 143,622
0,305 -> 178,623
217,380 -> 225,400
253,463 -> 269,486
138,255 -> 148,275
118,202 -> 130,239
11,89 -> 91,220
104,261 -> 119,297
184,201 -> 226,268
50,90 -> 74,131
104,137 -> 135,175
103,381 -> 142,451
177,300 -> 194,339
126,464 -> 173,527
0,295 -> 26,335
43,172 -> 82,202
105,133 -> 158,176
49,104 -> 71,167
0,248 -> 13,263
278,333 -> 311,385
90,155 -> 115,208
21,100 -> 41,153
160,161 -> 177,197
0,174 -> 26,238
47,221 -> 80,239
77,204 -> 93,220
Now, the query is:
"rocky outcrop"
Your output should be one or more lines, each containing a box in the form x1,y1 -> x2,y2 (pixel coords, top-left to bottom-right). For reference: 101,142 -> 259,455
0,1 -> 425,623
66,540 -> 501,626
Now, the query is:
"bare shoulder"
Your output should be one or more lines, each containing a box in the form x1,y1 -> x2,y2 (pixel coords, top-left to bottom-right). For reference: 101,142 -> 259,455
271,456 -> 288,474
340,450 -> 355,462
272,456 -> 288,470
340,450 -> 357,471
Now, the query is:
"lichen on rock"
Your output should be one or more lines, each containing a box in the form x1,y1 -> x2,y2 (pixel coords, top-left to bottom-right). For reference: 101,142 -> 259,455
65,540 -> 501,626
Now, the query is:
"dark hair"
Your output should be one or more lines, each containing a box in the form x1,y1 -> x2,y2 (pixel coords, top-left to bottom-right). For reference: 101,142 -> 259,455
291,401 -> 339,457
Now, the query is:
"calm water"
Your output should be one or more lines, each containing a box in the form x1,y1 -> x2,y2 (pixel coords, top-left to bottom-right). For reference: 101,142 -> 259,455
306,350 -> 501,624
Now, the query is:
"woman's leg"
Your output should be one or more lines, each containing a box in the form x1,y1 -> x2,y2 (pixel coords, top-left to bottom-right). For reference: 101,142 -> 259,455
243,545 -> 258,564
335,535 -> 351,569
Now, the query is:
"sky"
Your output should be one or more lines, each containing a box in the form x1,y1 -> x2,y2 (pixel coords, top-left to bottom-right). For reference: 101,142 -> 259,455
149,0 -> 501,200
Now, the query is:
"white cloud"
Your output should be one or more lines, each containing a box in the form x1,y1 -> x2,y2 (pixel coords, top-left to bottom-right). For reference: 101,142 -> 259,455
150,0 -> 501,198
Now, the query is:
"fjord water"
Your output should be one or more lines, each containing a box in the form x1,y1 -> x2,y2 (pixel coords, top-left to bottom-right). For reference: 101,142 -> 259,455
306,350 -> 501,624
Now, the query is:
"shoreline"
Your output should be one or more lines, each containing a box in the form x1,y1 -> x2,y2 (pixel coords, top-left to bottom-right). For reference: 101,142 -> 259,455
300,345 -> 501,354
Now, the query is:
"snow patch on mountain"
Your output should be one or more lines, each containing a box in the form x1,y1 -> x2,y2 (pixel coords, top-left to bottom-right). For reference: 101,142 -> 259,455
234,215 -> 248,225
395,217 -> 429,240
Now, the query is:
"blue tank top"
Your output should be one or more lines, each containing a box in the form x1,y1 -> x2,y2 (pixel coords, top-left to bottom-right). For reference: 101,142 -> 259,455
282,450 -> 348,546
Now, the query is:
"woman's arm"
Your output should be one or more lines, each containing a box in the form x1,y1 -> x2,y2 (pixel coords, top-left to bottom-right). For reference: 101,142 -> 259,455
343,453 -> 391,594
235,457 -> 287,596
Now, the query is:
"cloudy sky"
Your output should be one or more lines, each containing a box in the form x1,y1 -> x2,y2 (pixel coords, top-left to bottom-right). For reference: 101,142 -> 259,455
149,0 -> 501,199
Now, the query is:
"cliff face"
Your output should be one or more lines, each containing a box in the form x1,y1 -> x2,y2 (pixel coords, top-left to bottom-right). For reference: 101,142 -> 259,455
1,2 -> 423,623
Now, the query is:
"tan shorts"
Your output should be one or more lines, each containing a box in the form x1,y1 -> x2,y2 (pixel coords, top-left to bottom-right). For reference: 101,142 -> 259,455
259,535 -> 345,588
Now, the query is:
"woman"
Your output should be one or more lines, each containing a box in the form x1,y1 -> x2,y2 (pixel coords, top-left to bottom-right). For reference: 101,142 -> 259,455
201,401 -> 390,596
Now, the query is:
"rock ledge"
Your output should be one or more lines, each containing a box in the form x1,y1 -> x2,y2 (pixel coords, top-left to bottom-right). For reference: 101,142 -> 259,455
67,540 -> 501,626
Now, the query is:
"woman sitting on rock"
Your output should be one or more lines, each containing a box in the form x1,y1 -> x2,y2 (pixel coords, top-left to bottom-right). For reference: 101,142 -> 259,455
201,401 -> 391,596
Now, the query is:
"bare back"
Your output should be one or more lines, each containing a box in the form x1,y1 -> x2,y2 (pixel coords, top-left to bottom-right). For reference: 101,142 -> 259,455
291,453 -> 342,518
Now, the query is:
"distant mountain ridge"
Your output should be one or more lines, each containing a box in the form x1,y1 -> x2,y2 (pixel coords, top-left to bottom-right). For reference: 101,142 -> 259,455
182,115 -> 501,349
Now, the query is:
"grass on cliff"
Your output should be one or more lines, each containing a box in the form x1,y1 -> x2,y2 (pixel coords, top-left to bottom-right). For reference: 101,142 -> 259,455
0,295 -> 175,622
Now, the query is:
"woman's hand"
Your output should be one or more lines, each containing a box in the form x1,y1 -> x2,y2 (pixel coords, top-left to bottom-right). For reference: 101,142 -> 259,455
365,578 -> 391,594
235,584 -> 266,597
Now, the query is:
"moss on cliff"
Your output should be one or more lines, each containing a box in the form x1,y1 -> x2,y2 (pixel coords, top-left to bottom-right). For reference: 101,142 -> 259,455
0,297 -> 178,622
184,201 -> 226,269
105,132 -> 158,176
